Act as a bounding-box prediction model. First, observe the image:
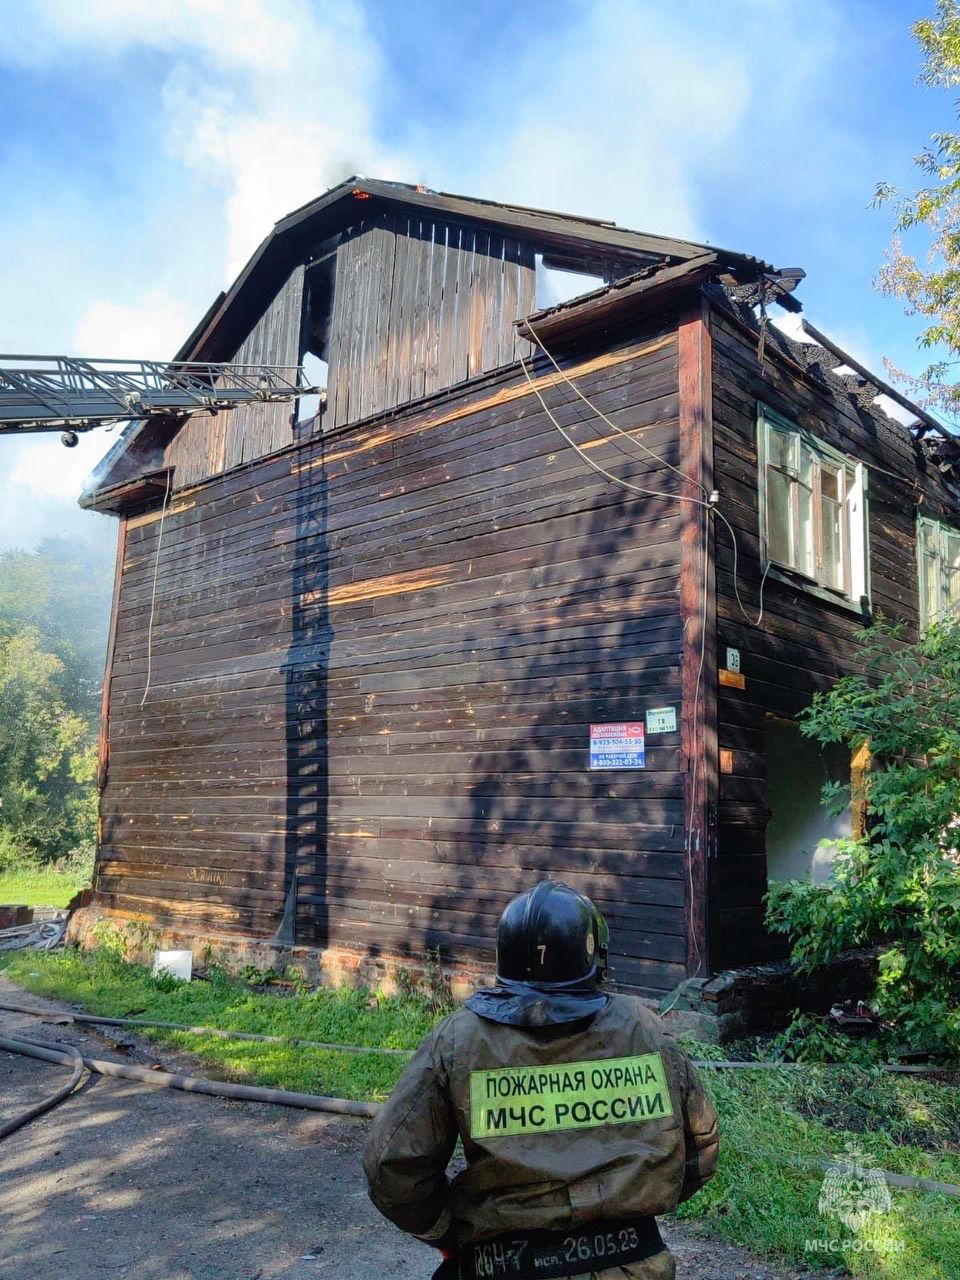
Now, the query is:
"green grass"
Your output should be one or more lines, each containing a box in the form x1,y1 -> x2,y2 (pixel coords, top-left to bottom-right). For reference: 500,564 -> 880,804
0,945 -> 439,1101
2,947 -> 958,1278
676,1049 -> 960,1280
0,865 -> 89,908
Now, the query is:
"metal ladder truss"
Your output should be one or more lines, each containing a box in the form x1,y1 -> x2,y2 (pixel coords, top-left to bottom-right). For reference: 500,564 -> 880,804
0,354 -> 315,433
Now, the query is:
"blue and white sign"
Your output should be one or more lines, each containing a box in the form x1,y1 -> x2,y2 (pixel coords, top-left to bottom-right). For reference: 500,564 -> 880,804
589,722 -> 646,770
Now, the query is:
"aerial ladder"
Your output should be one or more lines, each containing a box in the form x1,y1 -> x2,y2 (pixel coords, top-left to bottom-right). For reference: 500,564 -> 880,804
0,354 -> 315,445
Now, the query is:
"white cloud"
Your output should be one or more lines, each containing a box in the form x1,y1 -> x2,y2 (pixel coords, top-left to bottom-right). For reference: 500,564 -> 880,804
0,0 -> 407,547
73,289 -> 195,362
405,1 -> 847,252
6,0 -> 410,279
459,12 -> 751,241
9,432 -> 107,502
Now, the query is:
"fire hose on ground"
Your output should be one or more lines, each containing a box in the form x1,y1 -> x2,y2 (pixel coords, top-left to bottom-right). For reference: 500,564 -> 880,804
0,1003 -> 379,1144
0,1039 -> 84,1141
1,1001 -> 958,1203
0,1031 -> 379,1120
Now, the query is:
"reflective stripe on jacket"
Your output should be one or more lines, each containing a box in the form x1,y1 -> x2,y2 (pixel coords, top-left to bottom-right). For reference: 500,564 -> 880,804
362,992 -> 719,1264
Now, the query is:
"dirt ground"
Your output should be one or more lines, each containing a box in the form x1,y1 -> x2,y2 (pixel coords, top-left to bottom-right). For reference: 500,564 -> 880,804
0,973 -> 820,1280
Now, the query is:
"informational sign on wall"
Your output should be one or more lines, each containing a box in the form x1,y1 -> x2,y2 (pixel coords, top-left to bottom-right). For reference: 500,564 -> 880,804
645,706 -> 677,735
589,722 -> 646,770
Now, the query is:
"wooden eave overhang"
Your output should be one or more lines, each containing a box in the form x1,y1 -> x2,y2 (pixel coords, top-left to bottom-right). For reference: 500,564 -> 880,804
82,468 -> 173,514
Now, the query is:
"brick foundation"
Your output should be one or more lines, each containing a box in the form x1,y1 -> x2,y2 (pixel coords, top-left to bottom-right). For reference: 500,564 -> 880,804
66,906 -> 878,1044
0,904 -> 33,930
66,906 -> 492,1003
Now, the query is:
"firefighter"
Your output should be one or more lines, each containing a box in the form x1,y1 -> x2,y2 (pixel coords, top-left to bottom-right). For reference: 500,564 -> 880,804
362,880 -> 719,1280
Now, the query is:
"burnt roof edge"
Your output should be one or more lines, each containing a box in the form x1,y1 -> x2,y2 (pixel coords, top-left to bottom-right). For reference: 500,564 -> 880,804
516,255 -> 720,346
80,179 -> 778,503
800,319 -> 947,440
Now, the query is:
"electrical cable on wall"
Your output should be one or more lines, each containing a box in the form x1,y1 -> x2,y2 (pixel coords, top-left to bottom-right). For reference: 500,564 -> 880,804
519,335 -> 773,629
519,327 -> 779,979
524,320 -> 712,499
140,469 -> 173,709
517,347 -> 712,510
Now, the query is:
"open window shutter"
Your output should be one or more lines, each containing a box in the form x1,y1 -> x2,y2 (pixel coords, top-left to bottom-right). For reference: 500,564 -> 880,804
846,463 -> 869,603
943,527 -> 960,619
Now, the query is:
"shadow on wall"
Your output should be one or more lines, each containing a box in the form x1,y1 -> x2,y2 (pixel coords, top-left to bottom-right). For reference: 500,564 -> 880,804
283,418 -> 332,948
441,356 -> 689,994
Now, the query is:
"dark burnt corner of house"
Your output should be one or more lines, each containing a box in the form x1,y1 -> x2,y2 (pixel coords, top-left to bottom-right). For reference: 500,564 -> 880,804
79,178 -> 960,1039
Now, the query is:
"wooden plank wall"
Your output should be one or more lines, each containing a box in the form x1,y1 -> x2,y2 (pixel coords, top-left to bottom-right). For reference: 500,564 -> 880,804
708,301 -> 934,965
161,265 -> 305,490
325,212 -> 536,429
146,215 -> 536,491
98,310 -> 691,994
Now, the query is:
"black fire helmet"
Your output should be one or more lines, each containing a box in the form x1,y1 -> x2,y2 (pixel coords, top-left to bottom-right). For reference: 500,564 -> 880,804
496,880 -> 609,988
464,880 -> 611,1027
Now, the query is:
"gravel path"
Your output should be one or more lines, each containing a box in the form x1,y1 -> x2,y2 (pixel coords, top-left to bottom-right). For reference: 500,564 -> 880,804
0,973 -> 820,1280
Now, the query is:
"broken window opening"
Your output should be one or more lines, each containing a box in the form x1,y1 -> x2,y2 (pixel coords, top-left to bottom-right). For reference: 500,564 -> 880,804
765,717 -> 852,886
298,244 -> 337,426
533,250 -> 640,312
535,250 -> 644,311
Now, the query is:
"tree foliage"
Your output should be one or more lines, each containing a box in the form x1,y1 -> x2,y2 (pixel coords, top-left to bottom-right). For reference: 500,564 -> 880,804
766,621 -> 960,1058
0,536 -> 114,721
0,629 -> 97,865
874,0 -> 960,416
0,536 -> 113,868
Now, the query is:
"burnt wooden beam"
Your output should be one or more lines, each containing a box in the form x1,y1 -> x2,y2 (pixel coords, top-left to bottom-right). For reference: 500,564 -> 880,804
801,319 -> 943,438
678,298 -> 717,979
518,256 -> 719,349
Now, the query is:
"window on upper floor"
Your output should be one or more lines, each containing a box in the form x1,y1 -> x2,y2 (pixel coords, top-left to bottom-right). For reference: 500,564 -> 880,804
917,515 -> 960,628
298,242 -> 336,426
757,404 -> 869,606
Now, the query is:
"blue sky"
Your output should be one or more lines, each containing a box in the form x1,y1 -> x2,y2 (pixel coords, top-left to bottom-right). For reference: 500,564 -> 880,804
0,0 -> 948,551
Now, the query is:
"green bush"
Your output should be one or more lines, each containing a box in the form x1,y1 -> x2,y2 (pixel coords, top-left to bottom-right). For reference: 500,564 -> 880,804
766,620 -> 960,1058
0,627 -> 98,863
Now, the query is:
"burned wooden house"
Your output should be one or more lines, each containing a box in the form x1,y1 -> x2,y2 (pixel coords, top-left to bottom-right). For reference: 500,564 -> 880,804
82,178 -> 960,1000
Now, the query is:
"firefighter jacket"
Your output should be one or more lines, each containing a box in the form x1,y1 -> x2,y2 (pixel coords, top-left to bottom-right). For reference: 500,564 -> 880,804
362,992 -> 719,1274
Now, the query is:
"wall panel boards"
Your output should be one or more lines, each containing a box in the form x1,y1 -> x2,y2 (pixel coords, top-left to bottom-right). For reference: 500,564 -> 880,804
98,318 -> 688,995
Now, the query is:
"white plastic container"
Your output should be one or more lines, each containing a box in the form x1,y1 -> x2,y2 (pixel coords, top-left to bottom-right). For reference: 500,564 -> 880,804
152,949 -> 193,982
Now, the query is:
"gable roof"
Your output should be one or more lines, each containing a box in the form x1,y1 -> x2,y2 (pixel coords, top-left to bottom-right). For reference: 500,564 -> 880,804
178,177 -> 779,365
82,178 -> 788,506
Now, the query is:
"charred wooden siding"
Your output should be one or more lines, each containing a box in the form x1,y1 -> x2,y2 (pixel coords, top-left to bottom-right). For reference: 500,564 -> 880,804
98,313 -> 689,994
162,265 -> 305,489
324,212 -> 536,428
148,214 -> 536,494
708,303 -> 926,966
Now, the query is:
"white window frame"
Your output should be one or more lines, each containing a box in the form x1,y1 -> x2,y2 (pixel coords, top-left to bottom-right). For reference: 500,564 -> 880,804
757,404 -> 870,611
917,515 -> 960,628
